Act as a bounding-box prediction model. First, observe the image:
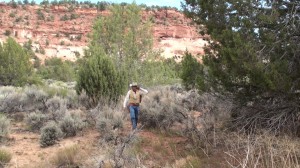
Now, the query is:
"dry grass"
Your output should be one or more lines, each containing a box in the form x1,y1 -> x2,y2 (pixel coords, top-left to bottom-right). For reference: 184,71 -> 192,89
0,148 -> 12,167
51,145 -> 81,167
223,132 -> 300,168
127,130 -> 189,167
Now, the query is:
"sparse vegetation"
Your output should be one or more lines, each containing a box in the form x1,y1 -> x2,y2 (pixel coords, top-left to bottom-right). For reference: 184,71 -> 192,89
45,39 -> 49,46
15,16 -> 22,22
9,12 -> 16,18
4,30 -> 11,36
60,14 -> 69,21
36,9 -> 45,20
75,34 -> 82,41
70,13 -> 78,20
10,0 -> 18,8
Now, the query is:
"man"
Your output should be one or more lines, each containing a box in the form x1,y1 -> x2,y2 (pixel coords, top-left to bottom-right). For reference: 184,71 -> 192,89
123,82 -> 148,130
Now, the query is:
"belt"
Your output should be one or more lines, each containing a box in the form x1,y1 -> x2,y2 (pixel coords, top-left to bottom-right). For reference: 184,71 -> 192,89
129,103 -> 139,106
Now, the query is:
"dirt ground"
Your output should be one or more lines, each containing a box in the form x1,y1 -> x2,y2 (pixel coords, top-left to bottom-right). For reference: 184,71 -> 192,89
4,121 -> 100,168
2,115 -> 191,168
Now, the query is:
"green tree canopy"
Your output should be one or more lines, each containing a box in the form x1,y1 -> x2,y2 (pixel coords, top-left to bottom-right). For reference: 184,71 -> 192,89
183,0 -> 300,134
37,58 -> 76,82
0,38 -> 33,86
90,3 -> 153,83
181,52 -> 204,91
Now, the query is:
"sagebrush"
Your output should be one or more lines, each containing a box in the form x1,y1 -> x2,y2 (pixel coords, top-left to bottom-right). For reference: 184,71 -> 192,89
0,115 -> 10,139
40,121 -> 62,147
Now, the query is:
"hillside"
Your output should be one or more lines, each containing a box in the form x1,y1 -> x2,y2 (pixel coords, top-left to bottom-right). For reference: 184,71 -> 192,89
0,4 -> 208,62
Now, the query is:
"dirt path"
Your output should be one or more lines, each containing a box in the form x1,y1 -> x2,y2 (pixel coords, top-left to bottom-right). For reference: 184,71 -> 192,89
3,117 -> 188,168
4,122 -> 100,168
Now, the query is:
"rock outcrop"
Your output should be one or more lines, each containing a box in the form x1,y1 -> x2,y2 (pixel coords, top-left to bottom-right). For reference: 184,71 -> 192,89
0,4 -> 208,62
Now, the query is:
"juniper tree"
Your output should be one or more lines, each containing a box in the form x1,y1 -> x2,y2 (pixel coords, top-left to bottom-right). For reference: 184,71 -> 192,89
76,50 -> 124,105
183,0 -> 300,134
0,38 -> 33,86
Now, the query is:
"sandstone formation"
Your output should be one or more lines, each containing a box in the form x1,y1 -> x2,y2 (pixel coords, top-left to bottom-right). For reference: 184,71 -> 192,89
0,4 -> 208,62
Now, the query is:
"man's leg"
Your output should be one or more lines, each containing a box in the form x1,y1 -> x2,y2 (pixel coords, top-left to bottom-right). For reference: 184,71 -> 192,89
129,106 -> 137,129
135,106 -> 139,127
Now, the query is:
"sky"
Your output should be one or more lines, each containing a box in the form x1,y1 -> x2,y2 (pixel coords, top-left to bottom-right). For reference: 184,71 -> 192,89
2,0 -> 183,9
108,0 -> 183,9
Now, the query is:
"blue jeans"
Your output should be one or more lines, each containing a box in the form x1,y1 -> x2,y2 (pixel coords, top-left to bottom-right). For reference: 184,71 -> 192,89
129,106 -> 139,129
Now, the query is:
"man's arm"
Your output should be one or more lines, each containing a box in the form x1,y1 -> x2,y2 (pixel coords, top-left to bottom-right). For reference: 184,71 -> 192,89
123,91 -> 130,108
139,87 -> 149,95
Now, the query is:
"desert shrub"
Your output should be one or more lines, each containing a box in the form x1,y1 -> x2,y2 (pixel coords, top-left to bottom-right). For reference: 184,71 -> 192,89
95,105 -> 124,142
70,13 -> 78,20
15,16 -> 22,22
51,145 -> 80,167
26,112 -> 48,132
40,121 -> 62,147
64,89 -> 79,109
0,115 -> 10,139
46,96 -> 67,121
59,112 -> 85,137
4,30 -> 11,36
36,9 -> 45,20
139,87 -> 186,130
0,86 -> 51,113
0,90 -> 25,113
9,12 -> 15,18
0,85 -> 74,113
23,86 -> 49,111
11,112 -> 25,122
0,148 -> 12,167
76,34 -> 82,41
77,91 -> 92,109
60,14 -> 69,21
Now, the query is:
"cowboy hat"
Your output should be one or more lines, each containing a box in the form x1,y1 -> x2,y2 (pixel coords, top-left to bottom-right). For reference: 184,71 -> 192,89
130,82 -> 138,87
